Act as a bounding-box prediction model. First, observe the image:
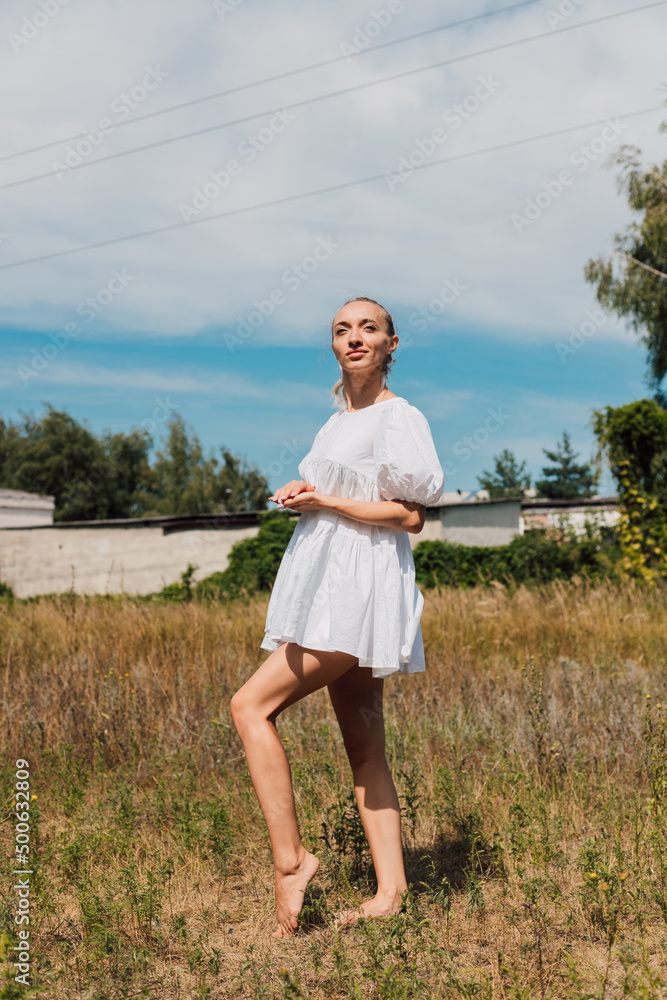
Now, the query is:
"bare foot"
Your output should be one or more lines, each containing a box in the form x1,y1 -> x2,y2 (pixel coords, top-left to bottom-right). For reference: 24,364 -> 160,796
333,891 -> 405,931
272,851 -> 320,938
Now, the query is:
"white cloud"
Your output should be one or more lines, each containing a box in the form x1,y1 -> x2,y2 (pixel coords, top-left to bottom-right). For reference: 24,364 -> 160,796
0,356 -> 327,403
0,0 -> 665,349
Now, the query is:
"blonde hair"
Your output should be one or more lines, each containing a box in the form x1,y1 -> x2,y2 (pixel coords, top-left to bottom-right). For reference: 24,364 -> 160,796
330,297 -> 397,410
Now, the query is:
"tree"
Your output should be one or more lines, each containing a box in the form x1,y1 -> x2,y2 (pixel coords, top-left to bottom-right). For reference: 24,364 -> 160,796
148,413 -> 217,516
584,125 -> 667,402
99,429 -> 154,519
592,398 -> 667,581
0,404 -> 111,521
535,431 -> 599,499
0,405 -> 270,521
146,413 -> 270,516
216,449 -> 273,514
477,449 -> 531,499
195,509 -> 298,600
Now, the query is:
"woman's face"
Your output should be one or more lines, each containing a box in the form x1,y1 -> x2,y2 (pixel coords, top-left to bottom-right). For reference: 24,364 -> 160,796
331,301 -> 398,377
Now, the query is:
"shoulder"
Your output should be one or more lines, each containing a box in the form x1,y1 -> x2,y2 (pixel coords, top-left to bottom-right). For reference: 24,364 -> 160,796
321,410 -> 342,428
382,397 -> 429,427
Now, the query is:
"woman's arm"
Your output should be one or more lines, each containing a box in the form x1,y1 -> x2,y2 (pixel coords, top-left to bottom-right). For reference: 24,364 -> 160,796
279,491 -> 426,534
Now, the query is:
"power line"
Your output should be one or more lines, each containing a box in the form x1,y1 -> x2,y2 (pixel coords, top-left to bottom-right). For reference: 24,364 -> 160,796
1,0 -> 664,193
0,0 -> 542,164
1,103 -> 663,274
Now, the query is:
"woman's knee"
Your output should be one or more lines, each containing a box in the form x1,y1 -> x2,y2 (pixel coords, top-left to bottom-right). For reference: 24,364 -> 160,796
230,687 -> 254,730
230,684 -> 279,732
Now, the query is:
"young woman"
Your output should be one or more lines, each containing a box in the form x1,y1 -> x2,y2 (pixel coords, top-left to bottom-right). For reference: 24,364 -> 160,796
230,297 -> 445,938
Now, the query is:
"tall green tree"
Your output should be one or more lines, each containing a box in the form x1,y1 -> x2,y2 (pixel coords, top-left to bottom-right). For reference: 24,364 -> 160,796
216,449 -> 273,514
477,448 -> 531,499
0,406 -> 269,521
148,414 -> 216,516
0,405 -> 110,521
584,129 -> 667,402
146,413 -> 270,516
535,431 -> 599,499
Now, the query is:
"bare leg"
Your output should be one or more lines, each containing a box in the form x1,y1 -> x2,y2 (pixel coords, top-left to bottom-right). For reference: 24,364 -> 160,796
230,642 -> 359,937
326,666 -> 409,929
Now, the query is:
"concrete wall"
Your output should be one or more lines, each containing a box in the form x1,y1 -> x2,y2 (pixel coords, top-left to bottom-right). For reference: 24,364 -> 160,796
0,522 -> 262,598
439,499 -> 522,547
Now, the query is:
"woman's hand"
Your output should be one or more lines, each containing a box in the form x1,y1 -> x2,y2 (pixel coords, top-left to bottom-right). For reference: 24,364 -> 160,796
277,491 -> 329,512
268,480 -> 317,507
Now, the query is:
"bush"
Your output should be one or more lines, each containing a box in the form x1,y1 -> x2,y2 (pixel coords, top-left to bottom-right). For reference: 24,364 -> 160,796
195,509 -> 298,600
150,564 -> 198,603
178,513 -> 623,604
413,520 -> 623,590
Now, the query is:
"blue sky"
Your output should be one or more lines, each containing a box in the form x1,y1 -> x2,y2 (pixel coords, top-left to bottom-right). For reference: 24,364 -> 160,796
1,0 -> 665,499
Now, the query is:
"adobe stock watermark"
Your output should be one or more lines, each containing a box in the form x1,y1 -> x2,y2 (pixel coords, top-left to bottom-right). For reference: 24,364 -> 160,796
223,236 -> 341,352
359,690 -> 384,727
404,278 -> 469,340
179,109 -> 297,222
8,0 -> 72,54
392,277 -> 470,360
12,758 -> 32,988
546,0 -> 586,29
510,118 -> 628,234
17,268 -> 136,384
554,306 -> 606,362
443,406 -> 512,477
52,66 -> 169,180
340,0 -> 417,60
385,75 -> 502,191
264,439 -> 308,482
212,0 -> 244,19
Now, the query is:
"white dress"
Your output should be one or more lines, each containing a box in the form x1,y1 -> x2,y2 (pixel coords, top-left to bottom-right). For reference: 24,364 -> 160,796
260,396 -> 445,678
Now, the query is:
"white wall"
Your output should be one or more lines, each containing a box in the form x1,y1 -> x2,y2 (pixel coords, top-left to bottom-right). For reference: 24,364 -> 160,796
0,523 -> 260,598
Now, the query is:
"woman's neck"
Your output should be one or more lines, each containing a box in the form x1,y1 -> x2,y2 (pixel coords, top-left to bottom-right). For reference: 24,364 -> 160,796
343,381 -> 394,412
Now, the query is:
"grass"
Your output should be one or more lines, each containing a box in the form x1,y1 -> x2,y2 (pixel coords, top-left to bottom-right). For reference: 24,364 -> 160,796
0,577 -> 667,998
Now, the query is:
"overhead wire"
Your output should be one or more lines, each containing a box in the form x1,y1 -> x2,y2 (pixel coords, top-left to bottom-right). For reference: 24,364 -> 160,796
0,0 -> 545,164
1,102 -> 664,273
0,0 -> 665,193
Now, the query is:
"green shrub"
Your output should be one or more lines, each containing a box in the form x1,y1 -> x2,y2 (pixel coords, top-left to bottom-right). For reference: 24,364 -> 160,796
195,509 -> 298,600
186,512 -> 623,603
413,520 -> 622,590
151,564 -> 198,603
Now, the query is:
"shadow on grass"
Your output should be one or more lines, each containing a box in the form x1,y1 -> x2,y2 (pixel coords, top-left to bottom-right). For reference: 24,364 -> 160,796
297,825 -> 505,934
406,825 -> 505,895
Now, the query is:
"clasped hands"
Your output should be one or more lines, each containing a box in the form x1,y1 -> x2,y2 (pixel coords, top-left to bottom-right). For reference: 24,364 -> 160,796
268,480 -> 425,533
268,480 -> 327,512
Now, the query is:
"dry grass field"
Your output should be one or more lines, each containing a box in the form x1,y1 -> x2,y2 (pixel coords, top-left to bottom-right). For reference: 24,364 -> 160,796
1,578 -> 667,998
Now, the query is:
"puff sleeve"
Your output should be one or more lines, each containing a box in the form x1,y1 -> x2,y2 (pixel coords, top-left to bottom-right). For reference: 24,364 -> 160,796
374,402 -> 445,505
